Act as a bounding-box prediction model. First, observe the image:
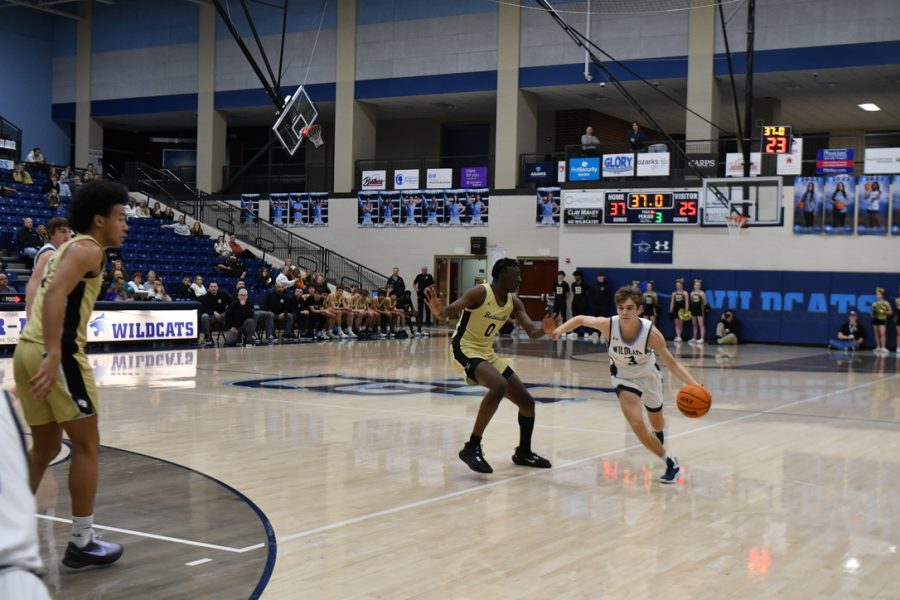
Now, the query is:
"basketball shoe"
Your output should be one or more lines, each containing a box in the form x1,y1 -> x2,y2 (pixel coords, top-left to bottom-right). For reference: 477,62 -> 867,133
511,447 -> 552,468
459,442 -> 493,473
659,456 -> 680,484
62,537 -> 123,569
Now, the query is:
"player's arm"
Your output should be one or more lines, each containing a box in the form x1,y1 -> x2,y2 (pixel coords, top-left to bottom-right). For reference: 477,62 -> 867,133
25,250 -> 53,318
513,295 -> 558,339
424,284 -> 485,322
647,327 -> 700,386
29,241 -> 103,401
552,314 -> 608,340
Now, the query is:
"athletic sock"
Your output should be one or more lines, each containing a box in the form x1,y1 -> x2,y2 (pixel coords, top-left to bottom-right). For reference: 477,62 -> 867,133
71,515 -> 94,548
518,414 -> 535,454
468,433 -> 482,446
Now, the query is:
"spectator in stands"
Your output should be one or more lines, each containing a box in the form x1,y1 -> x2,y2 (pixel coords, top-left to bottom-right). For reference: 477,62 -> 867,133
172,275 -> 195,300
266,282 -> 296,338
828,310 -> 865,351
161,214 -> 191,236
46,189 -> 60,210
150,202 -> 162,218
199,281 -> 231,344
716,311 -> 740,345
61,164 -> 74,181
224,288 -> 257,347
228,234 -> 255,259
109,277 -> 130,301
256,266 -> 274,289
191,274 -> 207,298
628,122 -> 646,151
25,147 -> 45,164
70,175 -> 82,194
58,175 -> 72,200
136,200 -> 150,218
148,280 -> 171,302
83,163 -> 96,181
143,270 -> 158,291
581,126 -> 599,154
189,222 -> 204,237
161,204 -> 175,220
214,235 -> 231,257
275,265 -> 297,288
386,267 -> 406,297
215,255 -> 246,280
124,198 -> 138,219
15,217 -> 43,267
13,163 -> 33,184
35,224 -> 49,244
291,287 -> 311,337
126,272 -> 145,296
0,273 -> 18,301
45,174 -> 59,195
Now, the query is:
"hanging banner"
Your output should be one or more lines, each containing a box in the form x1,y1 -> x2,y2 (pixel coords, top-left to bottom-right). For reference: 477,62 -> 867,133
792,177 -> 824,234
777,137 -> 803,175
357,190 -> 489,227
816,149 -> 854,175
822,175 -> 854,235
535,187 -> 561,227
892,175 -> 900,236
725,152 -> 761,177
856,175 -> 889,236
635,152 -> 670,177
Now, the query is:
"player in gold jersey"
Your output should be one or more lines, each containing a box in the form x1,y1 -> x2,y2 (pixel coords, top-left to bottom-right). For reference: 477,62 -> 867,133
14,180 -> 128,569
425,258 -> 558,473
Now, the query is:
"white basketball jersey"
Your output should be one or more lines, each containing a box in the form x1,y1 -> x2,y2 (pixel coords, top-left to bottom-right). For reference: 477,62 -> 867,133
608,316 -> 657,378
0,392 -> 43,572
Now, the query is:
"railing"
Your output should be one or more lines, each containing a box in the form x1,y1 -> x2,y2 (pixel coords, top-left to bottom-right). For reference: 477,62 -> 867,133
123,162 -> 389,291
355,154 -> 494,191
221,162 -> 331,195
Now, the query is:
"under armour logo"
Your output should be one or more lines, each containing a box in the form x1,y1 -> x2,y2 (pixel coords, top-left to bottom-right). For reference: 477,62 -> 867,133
654,241 -> 671,251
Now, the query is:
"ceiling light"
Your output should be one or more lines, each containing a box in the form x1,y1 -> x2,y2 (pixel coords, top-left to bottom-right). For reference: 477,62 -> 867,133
858,103 -> 881,111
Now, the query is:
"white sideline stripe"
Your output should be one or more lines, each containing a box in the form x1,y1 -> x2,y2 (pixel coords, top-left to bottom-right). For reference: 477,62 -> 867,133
34,515 -> 264,554
186,558 -> 213,567
279,374 -> 899,544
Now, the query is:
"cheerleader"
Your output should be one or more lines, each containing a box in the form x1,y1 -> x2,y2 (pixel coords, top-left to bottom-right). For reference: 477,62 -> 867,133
689,278 -> 708,344
871,287 -> 892,354
669,278 -> 689,342
642,280 -> 659,326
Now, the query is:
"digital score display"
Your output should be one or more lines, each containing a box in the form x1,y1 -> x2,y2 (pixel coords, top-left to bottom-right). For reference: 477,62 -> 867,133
603,191 -> 700,225
761,125 -> 792,154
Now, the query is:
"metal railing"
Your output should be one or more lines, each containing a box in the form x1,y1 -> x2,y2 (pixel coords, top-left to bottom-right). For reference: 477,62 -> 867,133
123,162 -> 389,291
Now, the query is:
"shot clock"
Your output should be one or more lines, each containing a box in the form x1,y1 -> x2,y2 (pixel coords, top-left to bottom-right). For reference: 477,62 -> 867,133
603,190 -> 700,225
761,125 -> 792,154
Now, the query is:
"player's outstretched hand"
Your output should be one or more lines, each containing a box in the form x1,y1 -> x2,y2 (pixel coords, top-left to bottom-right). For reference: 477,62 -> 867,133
542,314 -> 560,336
424,285 -> 446,322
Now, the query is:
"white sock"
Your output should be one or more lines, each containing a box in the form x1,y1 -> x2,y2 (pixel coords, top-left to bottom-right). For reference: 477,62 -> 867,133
71,514 -> 94,548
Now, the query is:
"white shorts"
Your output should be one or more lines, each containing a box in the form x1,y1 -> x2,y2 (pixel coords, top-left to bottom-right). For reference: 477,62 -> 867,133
0,569 -> 50,600
612,368 -> 664,411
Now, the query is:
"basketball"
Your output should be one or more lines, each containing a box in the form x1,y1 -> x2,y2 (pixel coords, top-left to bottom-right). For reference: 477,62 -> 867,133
796,202 -> 804,210
676,384 -> 712,418
300,127 -> 309,137
834,201 -> 845,210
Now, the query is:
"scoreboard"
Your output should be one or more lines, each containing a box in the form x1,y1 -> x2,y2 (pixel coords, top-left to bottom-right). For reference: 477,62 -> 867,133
603,190 -> 700,225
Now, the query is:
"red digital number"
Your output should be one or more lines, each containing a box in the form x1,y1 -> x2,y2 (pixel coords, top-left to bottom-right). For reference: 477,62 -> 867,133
678,201 -> 697,217
765,136 -> 788,154
609,201 -> 625,216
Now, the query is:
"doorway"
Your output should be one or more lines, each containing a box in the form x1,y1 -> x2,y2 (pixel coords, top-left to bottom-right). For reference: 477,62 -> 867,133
516,258 -> 559,320
434,256 -> 488,313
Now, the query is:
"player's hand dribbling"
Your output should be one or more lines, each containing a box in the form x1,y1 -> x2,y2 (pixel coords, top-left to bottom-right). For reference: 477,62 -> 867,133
423,285 -> 446,322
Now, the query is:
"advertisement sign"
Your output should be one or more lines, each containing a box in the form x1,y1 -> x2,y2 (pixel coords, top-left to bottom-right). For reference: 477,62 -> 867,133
635,152 -> 670,177
631,230 -> 673,264
525,162 -> 554,183
561,189 -> 603,225
602,153 -> 635,178
0,309 -> 197,346
361,170 -> 387,190
863,147 -> 900,174
687,154 -> 717,177
725,152 -> 761,177
460,167 -> 488,189
557,160 -> 566,183
426,168 -> 453,189
777,137 -> 803,175
568,157 -> 600,181
816,149 -> 854,175
393,169 -> 419,190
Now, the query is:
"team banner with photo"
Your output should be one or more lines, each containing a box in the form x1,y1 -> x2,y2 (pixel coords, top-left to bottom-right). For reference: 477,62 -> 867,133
358,189 -> 489,227
535,187 -> 561,227
635,152 -> 670,177
793,176 -> 824,234
864,147 -> 900,174
273,192 -> 329,227
240,194 -> 260,222
892,175 -> 900,236
856,175 -> 889,236
822,175 -> 854,235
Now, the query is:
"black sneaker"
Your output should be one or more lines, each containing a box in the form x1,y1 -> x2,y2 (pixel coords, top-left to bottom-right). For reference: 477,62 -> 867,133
511,447 -> 552,468
459,442 -> 493,473
659,456 -> 681,484
62,537 -> 123,568
654,430 -> 665,446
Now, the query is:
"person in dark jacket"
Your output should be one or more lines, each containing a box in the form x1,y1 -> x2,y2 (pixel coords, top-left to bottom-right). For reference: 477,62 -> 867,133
199,282 -> 231,344
266,282 -> 295,338
224,288 -> 257,346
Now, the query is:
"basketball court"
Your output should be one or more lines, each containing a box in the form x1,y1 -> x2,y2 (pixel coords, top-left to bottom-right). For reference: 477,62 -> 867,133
4,336 -> 898,599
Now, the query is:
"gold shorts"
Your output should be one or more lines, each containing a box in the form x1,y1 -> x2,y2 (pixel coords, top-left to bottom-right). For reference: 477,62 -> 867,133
450,344 -> 513,386
13,341 -> 99,426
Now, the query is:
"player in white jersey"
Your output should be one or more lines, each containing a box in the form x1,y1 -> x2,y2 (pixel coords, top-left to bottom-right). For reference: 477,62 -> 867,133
552,286 -> 702,483
0,391 -> 51,599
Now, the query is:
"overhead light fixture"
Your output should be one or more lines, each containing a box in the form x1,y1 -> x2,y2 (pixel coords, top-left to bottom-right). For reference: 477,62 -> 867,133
858,103 -> 881,112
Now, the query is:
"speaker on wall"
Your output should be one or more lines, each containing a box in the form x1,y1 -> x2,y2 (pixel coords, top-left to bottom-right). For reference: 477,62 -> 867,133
470,236 -> 486,255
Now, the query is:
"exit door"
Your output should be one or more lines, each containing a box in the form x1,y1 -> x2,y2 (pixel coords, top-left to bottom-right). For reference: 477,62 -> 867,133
517,258 -> 558,321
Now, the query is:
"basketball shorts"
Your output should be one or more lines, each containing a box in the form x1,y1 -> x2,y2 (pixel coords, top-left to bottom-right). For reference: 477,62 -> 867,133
13,342 -> 99,426
612,368 -> 664,412
451,345 -> 513,386
0,569 -> 50,600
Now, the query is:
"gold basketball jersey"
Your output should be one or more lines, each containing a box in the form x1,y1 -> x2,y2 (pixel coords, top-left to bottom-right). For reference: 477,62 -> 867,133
453,283 -> 513,355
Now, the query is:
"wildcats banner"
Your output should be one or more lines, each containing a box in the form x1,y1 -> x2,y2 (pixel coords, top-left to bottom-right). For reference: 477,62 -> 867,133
358,189 -> 489,227
535,187 -> 561,227
0,309 -> 197,346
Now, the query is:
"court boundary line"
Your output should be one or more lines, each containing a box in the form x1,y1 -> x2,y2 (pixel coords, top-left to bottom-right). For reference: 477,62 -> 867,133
278,373 -> 899,544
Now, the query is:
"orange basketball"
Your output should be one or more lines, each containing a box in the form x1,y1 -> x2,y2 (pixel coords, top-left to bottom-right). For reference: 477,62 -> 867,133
676,384 -> 712,418
834,201 -> 845,210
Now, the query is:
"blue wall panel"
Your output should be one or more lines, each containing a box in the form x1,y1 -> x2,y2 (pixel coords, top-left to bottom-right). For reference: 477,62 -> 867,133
215,0 -> 337,39
53,19 -> 76,58
357,0 -> 496,26
93,0 -> 199,53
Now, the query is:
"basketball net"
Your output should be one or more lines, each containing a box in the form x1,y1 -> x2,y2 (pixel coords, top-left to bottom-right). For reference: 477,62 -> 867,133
303,124 -> 324,148
726,215 -> 747,238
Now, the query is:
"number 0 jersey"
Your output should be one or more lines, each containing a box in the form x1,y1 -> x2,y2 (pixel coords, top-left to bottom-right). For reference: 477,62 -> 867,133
608,316 -> 657,378
452,283 -> 513,357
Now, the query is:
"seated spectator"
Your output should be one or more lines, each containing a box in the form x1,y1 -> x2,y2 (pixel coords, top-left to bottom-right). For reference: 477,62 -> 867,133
199,282 -> 231,344
83,163 -> 96,181
58,175 -> 72,200
104,268 -> 126,291
70,175 -> 82,194
46,189 -> 60,210
15,217 -> 43,266
256,266 -> 274,289
25,147 -> 45,164
45,174 -> 60,195
191,274 -> 207,297
266,282 -> 296,338
224,288 -> 257,347
216,255 -> 246,280
61,164 -> 75,181
161,214 -> 191,236
148,280 -> 171,302
0,273 -> 19,301
172,275 -> 195,300
107,277 -> 131,301
143,270 -> 159,291
35,224 -> 49,244
828,310 -> 865,351
161,204 -> 175,220
716,311 -> 740,345
125,198 -> 138,219
312,272 -> 329,295
136,200 -> 151,218
228,234 -> 255,259
126,272 -> 146,296
189,222 -> 204,237
275,265 -> 297,288
150,201 -> 163,218
13,163 -> 33,184
292,287 -> 313,338
214,235 -> 231,257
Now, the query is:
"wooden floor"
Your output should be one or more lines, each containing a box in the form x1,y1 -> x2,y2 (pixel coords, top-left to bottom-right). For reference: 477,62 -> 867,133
3,335 -> 899,599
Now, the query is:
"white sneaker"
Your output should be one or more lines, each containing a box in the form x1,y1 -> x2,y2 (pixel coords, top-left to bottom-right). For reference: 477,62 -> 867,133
674,337 -> 683,343
347,329 -> 357,338
566,332 -> 578,340
589,331 -> 599,341
696,339 -> 704,345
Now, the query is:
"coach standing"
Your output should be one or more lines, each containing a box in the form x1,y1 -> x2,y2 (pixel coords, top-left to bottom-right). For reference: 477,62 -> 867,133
413,266 -> 435,327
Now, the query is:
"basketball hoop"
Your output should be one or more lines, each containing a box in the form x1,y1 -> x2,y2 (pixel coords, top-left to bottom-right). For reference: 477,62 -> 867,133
302,124 -> 324,148
726,215 -> 747,238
